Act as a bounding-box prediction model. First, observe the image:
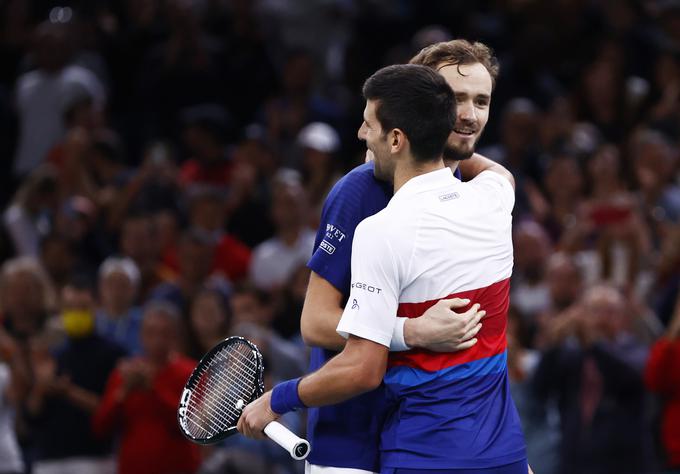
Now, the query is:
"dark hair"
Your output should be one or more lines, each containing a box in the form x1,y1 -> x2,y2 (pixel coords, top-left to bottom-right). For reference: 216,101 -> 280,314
409,39 -> 500,89
232,282 -> 271,307
65,273 -> 96,294
362,64 -> 455,162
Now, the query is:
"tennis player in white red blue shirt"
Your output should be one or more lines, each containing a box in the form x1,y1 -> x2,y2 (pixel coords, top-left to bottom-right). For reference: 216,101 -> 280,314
239,63 -> 528,474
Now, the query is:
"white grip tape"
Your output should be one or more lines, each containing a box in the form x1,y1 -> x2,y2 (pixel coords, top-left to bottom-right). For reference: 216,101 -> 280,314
264,421 -> 311,460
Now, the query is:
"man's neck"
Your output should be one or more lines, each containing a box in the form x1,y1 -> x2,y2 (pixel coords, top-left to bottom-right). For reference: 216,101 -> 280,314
393,159 -> 446,193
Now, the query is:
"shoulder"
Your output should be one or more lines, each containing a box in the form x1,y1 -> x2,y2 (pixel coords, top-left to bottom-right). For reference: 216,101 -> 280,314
318,162 -> 391,236
467,170 -> 515,209
325,162 -> 390,206
353,209 -> 401,252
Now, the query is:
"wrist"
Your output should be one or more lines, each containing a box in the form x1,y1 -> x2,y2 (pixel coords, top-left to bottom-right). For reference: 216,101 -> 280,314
402,318 -> 420,348
270,378 -> 306,415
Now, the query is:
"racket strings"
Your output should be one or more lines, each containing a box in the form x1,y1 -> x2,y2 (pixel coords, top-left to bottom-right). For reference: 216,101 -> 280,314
188,349 -> 253,427
183,341 -> 260,439
185,358 -> 249,437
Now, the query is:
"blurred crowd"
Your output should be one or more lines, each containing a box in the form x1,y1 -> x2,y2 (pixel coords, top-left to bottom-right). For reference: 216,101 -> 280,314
0,0 -> 679,473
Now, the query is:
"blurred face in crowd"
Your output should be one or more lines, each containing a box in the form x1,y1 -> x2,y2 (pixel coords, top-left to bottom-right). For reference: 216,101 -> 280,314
183,126 -> 223,164
40,237 -> 75,284
513,222 -> 552,283
230,291 -> 272,327
581,285 -> 627,339
141,309 -> 177,363
546,254 -> 582,311
501,102 -> 538,157
99,270 -> 136,313
271,183 -> 307,230
358,100 -> 393,181
179,238 -> 214,283
588,144 -> 622,187
153,210 -> 179,254
437,62 -> 492,161
4,270 -> 44,316
120,217 -> 155,264
33,23 -> 72,73
544,156 -> 584,202
634,138 -> 675,192
189,195 -> 225,233
283,53 -> 314,96
190,290 -> 229,343
61,285 -> 96,339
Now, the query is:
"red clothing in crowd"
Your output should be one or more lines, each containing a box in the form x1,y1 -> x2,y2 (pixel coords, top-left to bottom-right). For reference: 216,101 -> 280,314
645,337 -> 680,467
179,160 -> 232,188
92,355 -> 200,474
162,234 -> 252,282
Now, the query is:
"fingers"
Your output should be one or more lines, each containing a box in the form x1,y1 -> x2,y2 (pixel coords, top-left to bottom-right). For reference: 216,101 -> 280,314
439,297 -> 471,309
461,322 -> 482,342
463,309 -> 486,334
452,337 -> 477,352
237,404 -> 269,440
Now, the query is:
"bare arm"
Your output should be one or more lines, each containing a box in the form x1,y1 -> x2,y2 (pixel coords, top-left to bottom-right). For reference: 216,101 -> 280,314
298,336 -> 387,406
238,336 -> 387,437
457,153 -> 515,189
299,271 -> 346,350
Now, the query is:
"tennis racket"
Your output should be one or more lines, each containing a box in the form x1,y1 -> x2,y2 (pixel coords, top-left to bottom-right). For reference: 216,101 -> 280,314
177,336 -> 310,460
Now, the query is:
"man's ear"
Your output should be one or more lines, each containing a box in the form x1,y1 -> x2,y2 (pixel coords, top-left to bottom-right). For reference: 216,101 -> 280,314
389,128 -> 408,155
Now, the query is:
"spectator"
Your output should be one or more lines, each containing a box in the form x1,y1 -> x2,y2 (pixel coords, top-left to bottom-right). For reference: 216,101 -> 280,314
0,257 -> 56,341
511,220 -> 553,322
26,277 -> 124,474
249,173 -> 315,291
178,105 -> 234,189
507,307 -> 559,474
13,21 -> 105,180
296,122 -> 342,214
645,292 -> 680,472
534,284 -> 651,474
187,287 -> 230,360
186,187 -> 251,283
261,49 -> 344,161
230,284 -> 306,383
39,233 -> 77,290
3,166 -> 58,258
119,213 -> 166,301
631,129 -> 680,228
225,125 -> 278,247
0,336 -> 24,474
96,257 -> 143,355
151,229 -> 231,314
92,301 -> 200,474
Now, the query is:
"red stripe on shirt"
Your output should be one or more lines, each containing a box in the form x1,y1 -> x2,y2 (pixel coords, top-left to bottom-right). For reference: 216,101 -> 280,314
388,278 -> 510,372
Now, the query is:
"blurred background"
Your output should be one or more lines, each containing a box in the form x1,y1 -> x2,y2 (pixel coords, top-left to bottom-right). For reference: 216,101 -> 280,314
0,0 -> 679,473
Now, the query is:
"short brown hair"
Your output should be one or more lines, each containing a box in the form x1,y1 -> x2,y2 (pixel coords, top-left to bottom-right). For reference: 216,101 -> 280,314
409,39 -> 500,89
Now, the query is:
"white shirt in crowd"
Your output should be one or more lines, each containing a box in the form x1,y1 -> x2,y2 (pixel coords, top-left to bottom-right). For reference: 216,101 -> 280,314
13,64 -> 105,177
250,228 -> 316,290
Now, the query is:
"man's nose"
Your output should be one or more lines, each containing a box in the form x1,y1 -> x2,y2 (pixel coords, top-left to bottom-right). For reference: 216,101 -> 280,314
358,122 -> 367,140
458,101 -> 477,123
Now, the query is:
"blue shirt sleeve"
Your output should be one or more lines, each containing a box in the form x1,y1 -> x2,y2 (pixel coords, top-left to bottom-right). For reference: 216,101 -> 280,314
307,163 -> 391,296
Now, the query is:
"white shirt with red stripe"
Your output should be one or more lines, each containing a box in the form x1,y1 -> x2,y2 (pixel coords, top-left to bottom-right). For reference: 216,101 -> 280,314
337,167 -> 514,347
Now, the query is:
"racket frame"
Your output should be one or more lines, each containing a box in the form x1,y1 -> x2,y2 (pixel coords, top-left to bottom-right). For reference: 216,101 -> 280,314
177,336 -> 264,444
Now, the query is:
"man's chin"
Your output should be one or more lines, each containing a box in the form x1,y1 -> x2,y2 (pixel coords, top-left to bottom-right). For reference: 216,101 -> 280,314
443,145 -> 474,161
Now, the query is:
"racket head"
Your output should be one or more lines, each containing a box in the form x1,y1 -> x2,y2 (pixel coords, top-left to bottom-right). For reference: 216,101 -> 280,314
177,336 -> 265,444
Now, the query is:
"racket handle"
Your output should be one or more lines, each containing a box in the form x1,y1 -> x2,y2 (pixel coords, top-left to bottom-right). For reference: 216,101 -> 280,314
264,421 -> 310,460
